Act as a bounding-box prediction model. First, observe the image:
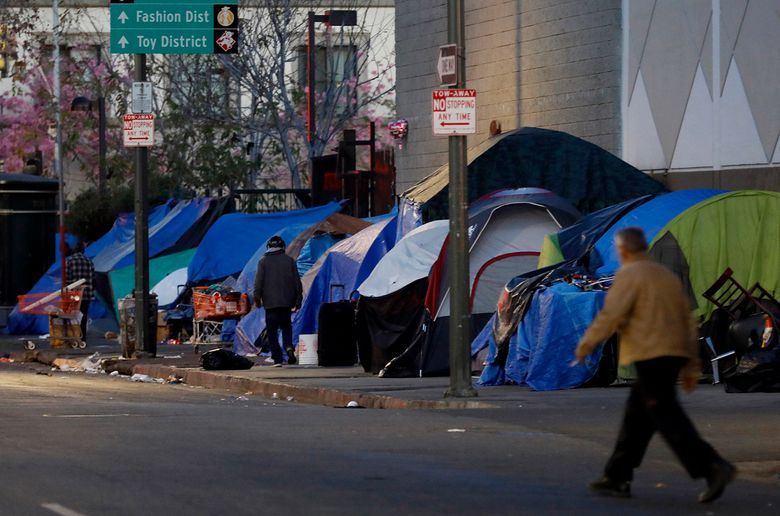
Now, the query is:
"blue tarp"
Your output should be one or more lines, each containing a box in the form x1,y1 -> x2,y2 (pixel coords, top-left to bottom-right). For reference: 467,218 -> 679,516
555,196 -> 653,266
188,202 -> 341,284
93,198 -> 211,272
5,200 -> 209,335
591,189 -> 725,275
297,234 -> 341,276
479,283 -> 607,390
234,223 -> 311,300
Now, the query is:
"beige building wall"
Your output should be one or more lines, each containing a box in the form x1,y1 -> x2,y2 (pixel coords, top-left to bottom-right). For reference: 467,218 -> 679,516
395,0 -> 623,192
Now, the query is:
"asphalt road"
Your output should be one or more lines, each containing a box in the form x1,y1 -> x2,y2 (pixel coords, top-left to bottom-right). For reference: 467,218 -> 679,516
0,367 -> 778,516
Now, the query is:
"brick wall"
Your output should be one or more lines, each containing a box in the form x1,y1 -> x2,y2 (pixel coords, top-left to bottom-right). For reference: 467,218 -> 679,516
395,0 -> 624,191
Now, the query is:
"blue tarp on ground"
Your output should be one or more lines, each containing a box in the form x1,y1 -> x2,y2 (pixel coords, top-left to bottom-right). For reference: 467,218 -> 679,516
5,201 -> 175,335
188,202 -> 342,284
591,189 -> 725,275
479,283 -> 607,390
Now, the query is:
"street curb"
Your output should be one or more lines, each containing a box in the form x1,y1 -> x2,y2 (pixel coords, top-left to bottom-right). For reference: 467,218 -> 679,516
132,364 -> 493,410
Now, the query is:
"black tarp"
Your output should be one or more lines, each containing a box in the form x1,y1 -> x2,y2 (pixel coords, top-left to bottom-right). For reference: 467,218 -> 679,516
407,128 -> 667,221
356,278 -> 429,376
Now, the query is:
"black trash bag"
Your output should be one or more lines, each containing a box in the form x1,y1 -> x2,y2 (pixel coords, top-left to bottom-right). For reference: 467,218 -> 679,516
200,348 -> 254,371
724,347 -> 780,393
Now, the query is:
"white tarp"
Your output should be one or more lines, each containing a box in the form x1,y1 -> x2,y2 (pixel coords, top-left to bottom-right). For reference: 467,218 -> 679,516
151,267 -> 188,306
358,220 -> 449,298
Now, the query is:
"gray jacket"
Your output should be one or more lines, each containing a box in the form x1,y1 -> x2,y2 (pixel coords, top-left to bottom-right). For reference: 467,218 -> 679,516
253,249 -> 303,310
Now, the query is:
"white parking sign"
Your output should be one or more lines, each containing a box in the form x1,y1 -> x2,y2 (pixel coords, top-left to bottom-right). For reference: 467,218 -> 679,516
123,113 -> 155,147
432,89 -> 476,136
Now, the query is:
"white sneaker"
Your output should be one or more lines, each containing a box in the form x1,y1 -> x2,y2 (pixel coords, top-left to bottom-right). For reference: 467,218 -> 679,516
263,357 -> 275,365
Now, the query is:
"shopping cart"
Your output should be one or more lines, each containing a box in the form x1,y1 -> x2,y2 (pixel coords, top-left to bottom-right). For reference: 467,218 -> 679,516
18,281 -> 87,350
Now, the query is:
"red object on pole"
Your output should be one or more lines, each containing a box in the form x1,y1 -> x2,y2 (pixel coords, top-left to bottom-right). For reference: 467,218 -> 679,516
59,224 -> 66,293
307,11 -> 315,145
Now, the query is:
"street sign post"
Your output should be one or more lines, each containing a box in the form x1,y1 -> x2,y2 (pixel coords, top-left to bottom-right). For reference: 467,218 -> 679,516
432,89 -> 476,136
110,1 -> 240,357
110,1 -> 239,55
132,81 -> 153,113
437,44 -> 457,86
123,113 -> 155,147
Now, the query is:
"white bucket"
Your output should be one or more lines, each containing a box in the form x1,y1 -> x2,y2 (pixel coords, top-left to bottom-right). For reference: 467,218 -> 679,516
297,334 -> 319,366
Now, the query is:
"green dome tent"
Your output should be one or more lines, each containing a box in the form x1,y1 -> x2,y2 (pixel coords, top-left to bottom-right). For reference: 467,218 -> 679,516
650,190 -> 780,321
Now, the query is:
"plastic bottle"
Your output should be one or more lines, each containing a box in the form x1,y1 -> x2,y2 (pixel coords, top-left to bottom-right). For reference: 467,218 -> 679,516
761,316 -> 775,349
215,293 -> 225,315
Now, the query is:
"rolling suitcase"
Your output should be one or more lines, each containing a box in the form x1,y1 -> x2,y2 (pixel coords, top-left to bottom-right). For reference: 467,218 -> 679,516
317,285 -> 358,367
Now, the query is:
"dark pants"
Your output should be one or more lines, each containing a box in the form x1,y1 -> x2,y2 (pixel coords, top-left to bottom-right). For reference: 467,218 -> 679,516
79,299 -> 91,343
605,356 -> 722,482
265,307 -> 293,364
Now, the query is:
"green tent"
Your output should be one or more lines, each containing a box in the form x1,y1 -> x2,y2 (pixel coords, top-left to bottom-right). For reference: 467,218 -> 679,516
108,249 -> 197,313
650,191 -> 780,321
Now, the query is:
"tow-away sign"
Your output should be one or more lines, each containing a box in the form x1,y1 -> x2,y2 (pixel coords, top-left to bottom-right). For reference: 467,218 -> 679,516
123,113 -> 155,147
432,89 -> 476,136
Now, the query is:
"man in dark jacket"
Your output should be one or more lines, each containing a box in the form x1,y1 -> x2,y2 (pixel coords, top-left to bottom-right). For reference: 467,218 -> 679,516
253,236 -> 303,366
65,242 -> 95,345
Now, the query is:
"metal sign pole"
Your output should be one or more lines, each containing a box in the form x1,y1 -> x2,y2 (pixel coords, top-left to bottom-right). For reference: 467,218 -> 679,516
445,0 -> 476,398
53,0 -> 66,291
133,53 -> 153,357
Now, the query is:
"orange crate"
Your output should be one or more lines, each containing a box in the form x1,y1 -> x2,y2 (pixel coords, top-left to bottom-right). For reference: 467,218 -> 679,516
18,288 -> 84,316
193,288 -> 248,320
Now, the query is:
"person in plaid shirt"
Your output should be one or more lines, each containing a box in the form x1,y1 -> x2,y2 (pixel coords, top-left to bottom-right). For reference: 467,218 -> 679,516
66,243 -> 95,343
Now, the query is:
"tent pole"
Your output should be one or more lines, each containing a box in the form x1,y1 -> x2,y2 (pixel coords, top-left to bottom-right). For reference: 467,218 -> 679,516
445,0 -> 476,398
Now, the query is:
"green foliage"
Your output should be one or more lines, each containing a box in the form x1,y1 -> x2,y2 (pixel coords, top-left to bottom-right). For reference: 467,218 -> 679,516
66,173 -> 183,243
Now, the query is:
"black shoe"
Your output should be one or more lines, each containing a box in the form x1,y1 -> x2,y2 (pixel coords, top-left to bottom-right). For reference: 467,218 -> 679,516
286,348 -> 296,365
589,477 -> 631,499
699,461 -> 736,504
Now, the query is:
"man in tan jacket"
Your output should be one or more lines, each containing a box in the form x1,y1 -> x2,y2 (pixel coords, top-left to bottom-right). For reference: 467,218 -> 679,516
575,227 -> 735,503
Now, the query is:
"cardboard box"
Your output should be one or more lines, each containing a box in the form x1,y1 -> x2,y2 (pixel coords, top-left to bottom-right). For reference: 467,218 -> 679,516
156,325 -> 169,343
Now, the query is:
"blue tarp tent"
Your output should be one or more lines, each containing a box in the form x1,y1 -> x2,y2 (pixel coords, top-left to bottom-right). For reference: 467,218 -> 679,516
293,215 -> 397,344
590,189 -> 724,275
233,214 -> 397,355
93,198 -> 211,272
188,202 -> 341,284
6,199 -> 211,335
480,283 -> 607,389
233,215 -> 398,355
477,189 -> 727,391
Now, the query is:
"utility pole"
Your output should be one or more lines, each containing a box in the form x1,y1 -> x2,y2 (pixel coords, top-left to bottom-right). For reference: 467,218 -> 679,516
53,0 -> 65,291
133,53 -> 153,357
445,0 -> 476,398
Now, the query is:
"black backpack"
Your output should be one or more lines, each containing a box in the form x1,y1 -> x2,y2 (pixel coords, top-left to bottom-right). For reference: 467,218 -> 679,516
200,348 -> 254,371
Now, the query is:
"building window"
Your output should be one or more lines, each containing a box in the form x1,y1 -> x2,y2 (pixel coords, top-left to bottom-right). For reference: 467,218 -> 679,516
296,44 -> 358,93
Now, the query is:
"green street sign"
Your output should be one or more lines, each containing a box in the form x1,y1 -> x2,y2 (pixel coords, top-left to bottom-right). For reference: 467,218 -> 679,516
111,5 -> 217,29
110,2 -> 239,55
111,1 -> 223,5
111,28 -> 238,54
